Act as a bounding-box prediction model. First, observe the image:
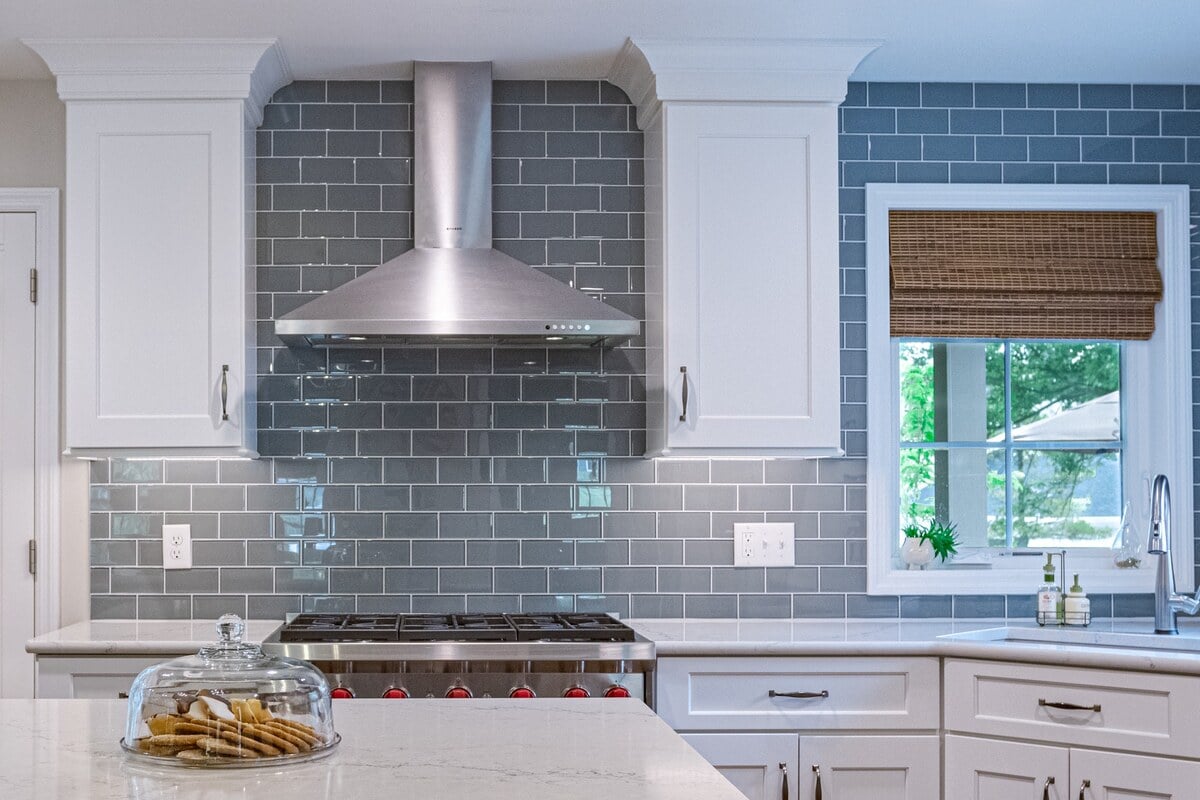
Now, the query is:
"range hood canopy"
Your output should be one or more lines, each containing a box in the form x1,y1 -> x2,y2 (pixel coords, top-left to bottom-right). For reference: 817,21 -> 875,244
276,61 -> 640,349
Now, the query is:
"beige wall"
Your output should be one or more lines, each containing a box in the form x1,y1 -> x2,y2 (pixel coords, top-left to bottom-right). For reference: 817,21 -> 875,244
0,80 -> 89,628
0,80 -> 64,188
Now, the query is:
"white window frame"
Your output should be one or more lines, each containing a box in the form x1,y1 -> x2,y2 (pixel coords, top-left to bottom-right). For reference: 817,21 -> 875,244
866,183 -> 1192,596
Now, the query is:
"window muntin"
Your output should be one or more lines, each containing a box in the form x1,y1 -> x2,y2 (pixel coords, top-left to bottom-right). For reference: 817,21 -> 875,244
898,339 -> 1121,554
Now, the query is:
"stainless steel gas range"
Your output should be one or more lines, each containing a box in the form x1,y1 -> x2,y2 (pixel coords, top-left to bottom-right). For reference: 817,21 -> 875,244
261,613 -> 656,706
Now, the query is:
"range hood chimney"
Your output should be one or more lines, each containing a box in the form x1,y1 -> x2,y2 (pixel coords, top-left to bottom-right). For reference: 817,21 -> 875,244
275,61 -> 641,348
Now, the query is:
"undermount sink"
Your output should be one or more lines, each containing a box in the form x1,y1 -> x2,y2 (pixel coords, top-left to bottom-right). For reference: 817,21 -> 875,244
941,625 -> 1200,654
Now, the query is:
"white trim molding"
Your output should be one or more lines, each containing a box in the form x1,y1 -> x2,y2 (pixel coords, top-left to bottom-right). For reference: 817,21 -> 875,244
21,38 -> 291,126
607,37 -> 880,128
866,183 -> 1193,596
0,189 -> 61,633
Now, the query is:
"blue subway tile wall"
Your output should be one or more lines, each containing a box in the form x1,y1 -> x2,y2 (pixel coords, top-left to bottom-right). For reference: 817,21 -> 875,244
89,81 -> 1194,620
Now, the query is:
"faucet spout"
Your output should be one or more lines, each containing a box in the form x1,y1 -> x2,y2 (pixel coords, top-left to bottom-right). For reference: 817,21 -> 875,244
1149,474 -> 1200,634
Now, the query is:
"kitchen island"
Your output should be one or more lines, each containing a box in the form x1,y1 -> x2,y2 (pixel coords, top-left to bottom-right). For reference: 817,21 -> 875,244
2,698 -> 742,799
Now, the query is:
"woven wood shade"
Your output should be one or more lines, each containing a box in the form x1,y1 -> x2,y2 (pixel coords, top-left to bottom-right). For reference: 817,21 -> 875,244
889,210 -> 1162,339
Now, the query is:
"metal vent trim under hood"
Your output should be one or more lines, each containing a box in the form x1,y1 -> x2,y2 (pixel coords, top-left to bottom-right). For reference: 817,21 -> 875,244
275,61 -> 641,349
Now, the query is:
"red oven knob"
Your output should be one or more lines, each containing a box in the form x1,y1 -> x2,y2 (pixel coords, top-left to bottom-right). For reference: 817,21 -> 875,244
330,687 -> 355,699
382,687 -> 409,699
563,686 -> 590,698
604,686 -> 632,698
509,686 -> 536,698
446,686 -> 473,699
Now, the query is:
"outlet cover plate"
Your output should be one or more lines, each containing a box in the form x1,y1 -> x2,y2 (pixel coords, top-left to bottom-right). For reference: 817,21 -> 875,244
162,523 -> 192,570
734,522 -> 794,567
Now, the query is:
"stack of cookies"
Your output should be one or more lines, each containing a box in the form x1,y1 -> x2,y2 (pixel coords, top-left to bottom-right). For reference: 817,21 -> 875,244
133,693 -> 330,764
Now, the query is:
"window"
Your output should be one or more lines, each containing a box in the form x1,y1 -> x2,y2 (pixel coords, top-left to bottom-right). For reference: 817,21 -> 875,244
866,184 -> 1193,595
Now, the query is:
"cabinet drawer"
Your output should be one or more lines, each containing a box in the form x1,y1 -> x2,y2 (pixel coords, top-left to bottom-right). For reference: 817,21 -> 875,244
944,658 -> 1200,758
658,656 -> 940,731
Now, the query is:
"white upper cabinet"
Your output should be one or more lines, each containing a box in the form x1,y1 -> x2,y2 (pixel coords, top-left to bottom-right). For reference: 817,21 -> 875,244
25,39 -> 289,456
610,38 -> 878,457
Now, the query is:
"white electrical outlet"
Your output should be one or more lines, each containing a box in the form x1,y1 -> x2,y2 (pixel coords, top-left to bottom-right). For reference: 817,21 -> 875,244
733,522 -> 794,567
162,523 -> 192,570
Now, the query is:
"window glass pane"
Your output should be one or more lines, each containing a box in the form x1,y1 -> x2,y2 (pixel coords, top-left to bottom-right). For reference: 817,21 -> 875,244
985,450 -> 1008,548
1010,449 -> 1122,548
899,446 -> 1001,549
1008,342 -> 1120,442
899,342 -> 934,443
900,342 -> 1000,443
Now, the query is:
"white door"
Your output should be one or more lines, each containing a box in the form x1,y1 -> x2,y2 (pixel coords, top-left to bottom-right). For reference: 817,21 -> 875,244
682,733 -> 796,800
946,735 -> 1068,800
0,212 -> 37,697
1071,748 -> 1200,799
796,735 -> 941,799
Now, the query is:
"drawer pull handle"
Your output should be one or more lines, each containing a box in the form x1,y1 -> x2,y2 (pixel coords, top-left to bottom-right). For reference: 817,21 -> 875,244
769,690 -> 829,699
1078,778 -> 1091,800
1042,776 -> 1055,800
778,763 -> 787,800
118,691 -> 129,699
810,765 -> 820,800
1039,698 -> 1101,713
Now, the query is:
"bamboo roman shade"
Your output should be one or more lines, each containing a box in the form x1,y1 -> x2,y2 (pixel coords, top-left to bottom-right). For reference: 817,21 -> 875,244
889,210 -> 1162,339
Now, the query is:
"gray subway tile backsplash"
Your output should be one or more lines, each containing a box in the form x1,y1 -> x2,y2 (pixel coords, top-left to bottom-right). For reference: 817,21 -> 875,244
89,79 -> 1199,621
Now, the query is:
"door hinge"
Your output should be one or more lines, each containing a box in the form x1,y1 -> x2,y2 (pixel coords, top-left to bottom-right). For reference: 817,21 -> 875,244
29,267 -> 37,304
27,539 -> 36,576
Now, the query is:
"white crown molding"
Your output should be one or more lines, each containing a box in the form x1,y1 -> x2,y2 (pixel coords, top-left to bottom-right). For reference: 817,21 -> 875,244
608,37 -> 881,128
21,38 -> 291,124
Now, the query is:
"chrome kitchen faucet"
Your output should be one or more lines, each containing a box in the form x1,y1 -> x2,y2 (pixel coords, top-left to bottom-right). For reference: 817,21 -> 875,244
1148,474 -> 1200,634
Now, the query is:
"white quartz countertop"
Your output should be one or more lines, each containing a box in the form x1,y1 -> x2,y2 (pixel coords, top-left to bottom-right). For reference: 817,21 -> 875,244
30,616 -> 1200,676
27,619 -> 285,655
1,698 -> 742,800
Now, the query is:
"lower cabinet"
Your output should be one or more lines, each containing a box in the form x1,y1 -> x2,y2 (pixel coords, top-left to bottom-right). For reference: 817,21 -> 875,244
684,733 -> 939,800
36,656 -> 165,698
946,734 -> 1200,800
683,734 -> 796,800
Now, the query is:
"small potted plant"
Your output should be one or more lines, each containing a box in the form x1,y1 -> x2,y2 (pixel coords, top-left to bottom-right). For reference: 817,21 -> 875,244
900,520 -> 959,570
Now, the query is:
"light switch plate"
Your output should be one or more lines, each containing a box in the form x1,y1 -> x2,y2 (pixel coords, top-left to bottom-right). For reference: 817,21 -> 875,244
734,522 -> 795,567
162,523 -> 192,570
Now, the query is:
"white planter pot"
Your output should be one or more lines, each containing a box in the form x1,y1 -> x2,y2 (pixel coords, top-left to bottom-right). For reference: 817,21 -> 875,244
900,537 -> 934,570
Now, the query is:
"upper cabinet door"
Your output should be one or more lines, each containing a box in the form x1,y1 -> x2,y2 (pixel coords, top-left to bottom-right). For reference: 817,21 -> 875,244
648,103 -> 841,456
64,101 -> 255,455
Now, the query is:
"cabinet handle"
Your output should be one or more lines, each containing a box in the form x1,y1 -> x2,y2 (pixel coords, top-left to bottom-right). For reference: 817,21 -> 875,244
1039,698 -> 1101,713
118,692 -> 129,699
678,366 -> 689,422
778,762 -> 787,800
769,690 -> 829,699
810,765 -> 820,800
1078,779 -> 1090,800
1042,776 -> 1055,800
219,364 -> 230,422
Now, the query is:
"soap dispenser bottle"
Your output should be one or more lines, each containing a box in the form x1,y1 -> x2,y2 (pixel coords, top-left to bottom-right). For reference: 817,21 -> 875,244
1065,573 -> 1090,626
1036,554 -> 1061,626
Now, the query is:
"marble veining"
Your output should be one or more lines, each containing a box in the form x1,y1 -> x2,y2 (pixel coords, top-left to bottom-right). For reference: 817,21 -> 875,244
0,699 -> 743,800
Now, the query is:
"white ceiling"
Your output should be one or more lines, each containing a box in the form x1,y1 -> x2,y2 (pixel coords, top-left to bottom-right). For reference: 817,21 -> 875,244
3,0 -> 1199,84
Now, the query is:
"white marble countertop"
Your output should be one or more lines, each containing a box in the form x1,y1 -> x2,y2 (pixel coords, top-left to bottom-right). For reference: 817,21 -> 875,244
1,698 -> 741,800
27,619 -> 285,655
30,616 -> 1200,676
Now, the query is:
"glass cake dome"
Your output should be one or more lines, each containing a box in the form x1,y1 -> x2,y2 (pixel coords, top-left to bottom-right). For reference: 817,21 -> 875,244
121,614 -> 338,767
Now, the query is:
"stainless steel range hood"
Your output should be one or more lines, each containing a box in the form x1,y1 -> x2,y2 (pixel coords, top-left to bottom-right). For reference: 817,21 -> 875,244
275,61 -> 640,348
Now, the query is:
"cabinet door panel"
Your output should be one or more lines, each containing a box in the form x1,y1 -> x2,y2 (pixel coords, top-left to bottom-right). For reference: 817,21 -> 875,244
796,735 -> 940,800
945,734 -> 1068,800
65,100 -> 253,454
660,103 -> 840,454
682,733 -> 796,800
1071,748 -> 1200,799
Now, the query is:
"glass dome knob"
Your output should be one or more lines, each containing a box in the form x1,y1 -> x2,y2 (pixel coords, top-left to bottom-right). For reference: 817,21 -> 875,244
216,613 -> 245,644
